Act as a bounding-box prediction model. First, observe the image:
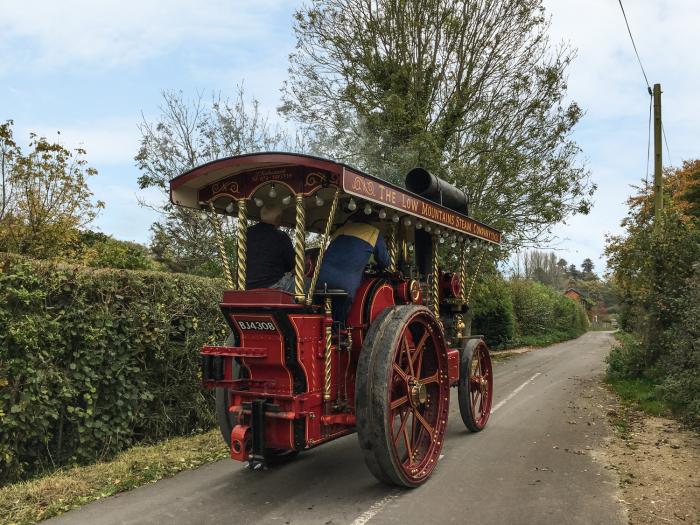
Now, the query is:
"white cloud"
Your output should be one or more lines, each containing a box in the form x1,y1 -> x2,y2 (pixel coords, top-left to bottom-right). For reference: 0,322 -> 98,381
17,117 -> 141,165
538,0 -> 700,272
0,0 -> 295,73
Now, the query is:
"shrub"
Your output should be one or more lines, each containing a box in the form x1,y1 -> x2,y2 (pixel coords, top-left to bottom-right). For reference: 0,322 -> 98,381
0,254 -> 228,483
77,231 -> 162,271
606,169 -> 700,427
655,267 -> 700,428
470,274 -> 514,349
607,331 -> 647,380
508,278 -> 588,345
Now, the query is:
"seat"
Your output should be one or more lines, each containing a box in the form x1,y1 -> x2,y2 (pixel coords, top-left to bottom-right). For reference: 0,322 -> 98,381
312,287 -> 348,298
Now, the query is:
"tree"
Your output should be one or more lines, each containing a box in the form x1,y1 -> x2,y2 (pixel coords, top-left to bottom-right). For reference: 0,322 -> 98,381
519,249 -> 567,289
282,0 -> 595,249
606,160 -> 700,426
0,121 -> 103,259
136,87 -> 295,276
76,230 -> 161,270
580,257 -> 595,279
0,121 -> 19,224
607,160 -> 700,337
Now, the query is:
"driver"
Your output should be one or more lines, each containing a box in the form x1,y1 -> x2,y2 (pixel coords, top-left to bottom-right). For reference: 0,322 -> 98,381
246,204 -> 295,291
317,213 -> 390,322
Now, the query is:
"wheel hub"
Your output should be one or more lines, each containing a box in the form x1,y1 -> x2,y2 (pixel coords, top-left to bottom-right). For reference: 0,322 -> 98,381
480,376 -> 489,393
410,381 -> 428,406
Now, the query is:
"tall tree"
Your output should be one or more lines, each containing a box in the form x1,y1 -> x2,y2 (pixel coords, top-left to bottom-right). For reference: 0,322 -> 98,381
282,0 -> 595,249
581,257 -> 594,275
520,249 -> 566,288
605,161 -> 699,425
136,87 -> 295,276
556,258 -> 568,272
0,121 -> 103,258
0,121 -> 19,223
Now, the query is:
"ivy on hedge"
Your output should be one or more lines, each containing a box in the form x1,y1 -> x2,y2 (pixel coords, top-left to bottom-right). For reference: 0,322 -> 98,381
0,254 -> 228,483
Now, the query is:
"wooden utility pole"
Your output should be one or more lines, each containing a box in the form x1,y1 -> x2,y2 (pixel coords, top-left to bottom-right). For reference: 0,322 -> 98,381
653,83 -> 663,229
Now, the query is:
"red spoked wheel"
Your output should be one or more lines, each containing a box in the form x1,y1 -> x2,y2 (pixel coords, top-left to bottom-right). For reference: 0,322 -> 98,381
457,338 -> 493,432
356,305 -> 449,487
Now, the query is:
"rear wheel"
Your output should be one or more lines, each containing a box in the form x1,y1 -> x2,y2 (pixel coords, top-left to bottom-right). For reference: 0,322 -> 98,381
356,305 -> 449,487
457,338 -> 493,432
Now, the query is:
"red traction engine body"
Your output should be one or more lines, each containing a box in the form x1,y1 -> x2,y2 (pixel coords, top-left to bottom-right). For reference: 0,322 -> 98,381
170,152 -> 501,486
201,278 -> 454,462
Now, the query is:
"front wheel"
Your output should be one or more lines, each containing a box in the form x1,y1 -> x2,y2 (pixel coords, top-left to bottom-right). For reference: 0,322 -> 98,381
457,338 -> 493,432
356,305 -> 450,487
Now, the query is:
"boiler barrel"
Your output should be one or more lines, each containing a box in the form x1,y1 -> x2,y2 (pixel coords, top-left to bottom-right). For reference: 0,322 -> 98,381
405,167 -> 469,215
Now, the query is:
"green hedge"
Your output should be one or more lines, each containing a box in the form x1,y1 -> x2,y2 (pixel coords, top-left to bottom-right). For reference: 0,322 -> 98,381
470,274 -> 515,348
0,255 -> 590,482
508,279 -> 589,346
0,254 -> 228,483
471,275 -> 588,349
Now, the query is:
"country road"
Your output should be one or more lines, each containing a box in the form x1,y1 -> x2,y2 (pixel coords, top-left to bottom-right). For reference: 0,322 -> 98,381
49,332 -> 626,525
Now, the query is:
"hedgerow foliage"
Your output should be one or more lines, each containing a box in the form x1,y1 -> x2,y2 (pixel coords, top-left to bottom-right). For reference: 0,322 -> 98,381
470,273 -> 587,349
470,274 -> 514,348
0,254 -> 228,483
508,279 -> 589,346
0,253 -> 590,482
606,161 -> 700,427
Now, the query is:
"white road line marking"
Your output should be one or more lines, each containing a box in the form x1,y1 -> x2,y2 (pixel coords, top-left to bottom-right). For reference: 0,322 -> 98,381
351,491 -> 401,525
352,372 -> 541,525
491,372 -> 541,413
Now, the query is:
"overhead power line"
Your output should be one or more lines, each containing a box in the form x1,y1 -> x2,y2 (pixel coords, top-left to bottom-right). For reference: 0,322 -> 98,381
617,0 -> 651,91
661,122 -> 673,167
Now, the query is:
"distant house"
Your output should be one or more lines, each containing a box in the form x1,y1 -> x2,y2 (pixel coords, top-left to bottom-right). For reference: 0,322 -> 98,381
564,288 -> 595,322
564,288 -> 584,302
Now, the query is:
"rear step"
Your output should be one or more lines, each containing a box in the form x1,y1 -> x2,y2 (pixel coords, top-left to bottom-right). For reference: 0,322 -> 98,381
200,345 -> 267,384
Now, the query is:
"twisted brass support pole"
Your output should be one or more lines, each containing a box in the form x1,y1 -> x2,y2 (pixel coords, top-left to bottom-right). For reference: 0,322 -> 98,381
455,239 -> 468,338
306,189 -> 340,305
388,222 -> 398,272
431,233 -> 440,319
207,201 -> 234,289
324,326 -> 333,401
236,199 -> 248,291
293,194 -> 306,302
323,298 -> 333,402
459,240 -> 467,304
466,246 -> 487,305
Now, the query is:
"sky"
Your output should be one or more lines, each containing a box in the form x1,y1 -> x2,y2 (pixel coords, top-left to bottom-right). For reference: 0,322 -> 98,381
1,0 -> 698,273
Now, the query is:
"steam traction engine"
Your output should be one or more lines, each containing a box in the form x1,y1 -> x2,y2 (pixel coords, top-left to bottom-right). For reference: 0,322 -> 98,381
169,153 -> 501,487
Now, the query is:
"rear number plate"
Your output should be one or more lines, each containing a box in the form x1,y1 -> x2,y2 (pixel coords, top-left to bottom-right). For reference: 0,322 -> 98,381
237,319 -> 276,331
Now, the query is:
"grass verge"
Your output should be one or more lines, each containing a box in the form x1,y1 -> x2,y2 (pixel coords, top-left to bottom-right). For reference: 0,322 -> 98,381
607,377 -> 668,417
490,351 -> 517,363
507,330 -> 586,349
0,429 -> 228,525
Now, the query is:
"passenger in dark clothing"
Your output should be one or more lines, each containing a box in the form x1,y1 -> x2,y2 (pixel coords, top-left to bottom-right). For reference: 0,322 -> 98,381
317,217 -> 390,322
245,205 -> 294,290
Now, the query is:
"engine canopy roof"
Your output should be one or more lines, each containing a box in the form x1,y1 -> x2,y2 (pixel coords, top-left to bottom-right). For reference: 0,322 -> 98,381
169,152 -> 501,245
